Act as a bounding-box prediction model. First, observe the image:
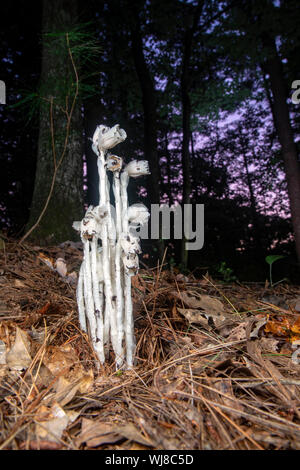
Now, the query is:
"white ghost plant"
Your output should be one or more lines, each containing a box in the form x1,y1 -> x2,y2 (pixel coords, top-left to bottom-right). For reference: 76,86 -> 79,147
74,124 -> 150,369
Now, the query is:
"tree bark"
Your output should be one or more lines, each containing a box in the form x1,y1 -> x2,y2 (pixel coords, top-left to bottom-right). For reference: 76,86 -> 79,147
129,4 -> 164,260
180,1 -> 204,267
26,0 -> 84,244
263,38 -> 300,263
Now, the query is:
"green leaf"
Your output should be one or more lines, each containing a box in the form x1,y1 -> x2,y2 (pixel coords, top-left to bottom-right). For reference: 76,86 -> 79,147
265,255 -> 285,266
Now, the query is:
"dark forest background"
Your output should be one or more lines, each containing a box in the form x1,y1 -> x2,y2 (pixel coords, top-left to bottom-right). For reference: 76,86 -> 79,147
1,0 -> 300,283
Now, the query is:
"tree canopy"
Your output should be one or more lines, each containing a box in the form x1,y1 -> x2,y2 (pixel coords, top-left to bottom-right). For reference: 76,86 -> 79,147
1,0 -> 300,282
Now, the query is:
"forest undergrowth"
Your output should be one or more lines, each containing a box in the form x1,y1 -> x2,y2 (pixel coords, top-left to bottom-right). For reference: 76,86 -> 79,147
0,239 -> 300,450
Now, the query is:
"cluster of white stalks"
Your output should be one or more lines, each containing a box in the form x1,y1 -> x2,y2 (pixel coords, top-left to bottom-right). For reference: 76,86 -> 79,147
73,124 -> 150,369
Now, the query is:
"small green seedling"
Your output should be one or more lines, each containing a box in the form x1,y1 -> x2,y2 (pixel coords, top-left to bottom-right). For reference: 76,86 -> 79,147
217,261 -> 237,282
265,255 -> 286,287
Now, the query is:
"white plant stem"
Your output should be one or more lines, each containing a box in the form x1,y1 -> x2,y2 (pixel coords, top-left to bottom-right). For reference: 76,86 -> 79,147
124,273 -> 134,368
75,124 -> 149,369
98,149 -> 119,363
82,239 -> 98,354
113,171 -> 124,365
91,237 -> 105,363
77,263 -> 87,332
120,170 -> 134,366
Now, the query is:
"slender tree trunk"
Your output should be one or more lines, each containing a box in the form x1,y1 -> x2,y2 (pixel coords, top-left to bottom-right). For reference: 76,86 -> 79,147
180,1 -> 204,267
164,135 -> 173,206
129,5 -> 164,260
26,0 -> 84,244
84,102 -> 104,206
263,38 -> 300,263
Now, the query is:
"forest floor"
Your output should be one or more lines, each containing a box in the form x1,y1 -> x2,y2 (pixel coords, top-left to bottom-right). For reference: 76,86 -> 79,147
0,239 -> 300,450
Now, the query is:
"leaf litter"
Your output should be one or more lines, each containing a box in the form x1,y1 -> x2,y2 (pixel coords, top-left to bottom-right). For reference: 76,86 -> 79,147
0,240 -> 300,449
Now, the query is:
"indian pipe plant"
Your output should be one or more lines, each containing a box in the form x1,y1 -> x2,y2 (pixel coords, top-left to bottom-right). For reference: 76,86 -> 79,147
73,124 -> 150,369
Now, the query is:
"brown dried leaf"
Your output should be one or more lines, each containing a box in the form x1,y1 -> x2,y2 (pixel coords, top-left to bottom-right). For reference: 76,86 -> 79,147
52,376 -> 81,406
177,308 -> 210,327
171,290 -> 224,315
114,423 -> 153,447
51,368 -> 93,406
250,318 -> 268,338
76,419 -> 153,448
6,327 -> 32,370
43,344 -> 78,376
75,419 -> 123,447
227,322 -> 247,342
55,258 -> 68,278
14,279 -> 26,288
35,402 -> 78,443
38,253 -> 54,270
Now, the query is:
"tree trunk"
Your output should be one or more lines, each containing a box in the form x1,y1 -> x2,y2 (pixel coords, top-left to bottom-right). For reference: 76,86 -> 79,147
84,101 -> 104,206
263,38 -> 300,263
26,0 -> 84,244
180,1 -> 204,267
129,5 -> 164,260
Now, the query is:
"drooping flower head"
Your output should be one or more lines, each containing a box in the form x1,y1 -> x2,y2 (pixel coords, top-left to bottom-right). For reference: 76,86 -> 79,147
127,204 -> 150,227
122,252 -> 139,276
93,124 -> 127,152
107,154 -> 123,172
120,232 -> 141,255
73,205 -> 108,240
123,160 -> 150,178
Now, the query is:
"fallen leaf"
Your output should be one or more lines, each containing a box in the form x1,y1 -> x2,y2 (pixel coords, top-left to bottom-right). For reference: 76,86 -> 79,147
53,376 -> 81,406
51,369 -> 93,406
76,419 -> 153,448
265,317 -> 291,337
6,327 -> 32,370
43,344 -> 78,376
75,419 -> 121,447
35,402 -> 78,443
250,318 -> 268,338
171,290 -> 225,321
14,279 -> 26,288
114,423 -> 153,446
38,253 -> 54,270
227,322 -> 247,342
288,297 -> 300,312
291,316 -> 300,335
77,369 -> 94,393
55,258 -> 68,278
177,308 -> 211,327
66,272 -> 77,285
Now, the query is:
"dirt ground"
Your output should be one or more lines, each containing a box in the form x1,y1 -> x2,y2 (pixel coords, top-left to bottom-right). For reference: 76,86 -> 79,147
0,239 -> 300,450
